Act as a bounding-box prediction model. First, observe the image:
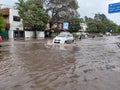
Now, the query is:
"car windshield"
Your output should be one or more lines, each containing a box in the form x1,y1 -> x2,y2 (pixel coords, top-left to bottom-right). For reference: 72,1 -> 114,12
57,34 -> 67,37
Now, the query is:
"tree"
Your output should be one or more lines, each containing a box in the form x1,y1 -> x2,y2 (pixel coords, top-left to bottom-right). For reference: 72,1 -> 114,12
0,13 -> 4,34
86,19 -> 106,33
94,13 -> 117,33
84,16 -> 93,22
15,0 -> 26,18
85,14 -> 118,34
96,20 -> 106,33
43,0 -> 79,28
116,25 -> 120,33
69,17 -> 81,33
104,20 -> 117,33
87,20 -> 97,33
94,13 -> 108,21
16,0 -> 49,38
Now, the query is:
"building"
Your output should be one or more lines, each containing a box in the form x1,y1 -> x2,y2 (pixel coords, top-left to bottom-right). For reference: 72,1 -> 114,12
0,4 -> 24,39
0,4 -> 45,40
80,23 -> 87,32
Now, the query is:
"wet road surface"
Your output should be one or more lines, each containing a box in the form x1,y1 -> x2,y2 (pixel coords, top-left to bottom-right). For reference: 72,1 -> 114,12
0,36 -> 120,90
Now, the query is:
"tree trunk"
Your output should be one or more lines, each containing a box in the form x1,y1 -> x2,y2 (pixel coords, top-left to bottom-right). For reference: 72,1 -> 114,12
33,26 -> 37,39
34,30 -> 37,39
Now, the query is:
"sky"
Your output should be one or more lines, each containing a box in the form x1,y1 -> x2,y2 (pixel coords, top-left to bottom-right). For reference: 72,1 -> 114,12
0,0 -> 120,25
77,0 -> 120,25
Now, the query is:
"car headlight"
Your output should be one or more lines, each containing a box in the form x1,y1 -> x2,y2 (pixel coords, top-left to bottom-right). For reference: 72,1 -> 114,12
60,39 -> 66,43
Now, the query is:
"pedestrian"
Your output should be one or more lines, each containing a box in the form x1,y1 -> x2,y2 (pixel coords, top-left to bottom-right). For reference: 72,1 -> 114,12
79,35 -> 82,40
92,33 -> 95,38
0,35 -> 2,47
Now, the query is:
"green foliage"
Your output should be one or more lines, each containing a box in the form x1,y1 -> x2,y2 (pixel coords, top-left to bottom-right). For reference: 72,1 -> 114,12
94,13 -> 108,21
96,21 -> 106,33
104,20 -> 117,33
86,20 -> 97,33
86,19 -> 106,33
72,33 -> 79,38
116,25 -> 120,33
45,0 -> 79,20
16,0 -> 80,33
16,0 -> 49,31
45,0 -> 79,31
86,13 -> 117,33
0,13 -> 4,34
69,17 -> 81,33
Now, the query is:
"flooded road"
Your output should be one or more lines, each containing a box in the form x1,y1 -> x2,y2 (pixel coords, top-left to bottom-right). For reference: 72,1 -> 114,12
0,36 -> 120,90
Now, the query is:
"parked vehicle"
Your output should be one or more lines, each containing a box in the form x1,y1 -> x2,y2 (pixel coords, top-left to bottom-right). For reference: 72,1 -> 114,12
53,32 -> 74,44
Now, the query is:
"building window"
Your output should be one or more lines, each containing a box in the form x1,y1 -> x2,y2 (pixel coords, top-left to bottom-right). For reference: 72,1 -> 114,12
13,16 -> 20,22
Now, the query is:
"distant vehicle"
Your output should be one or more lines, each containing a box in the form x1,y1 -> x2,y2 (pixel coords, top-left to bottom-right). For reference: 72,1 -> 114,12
53,32 -> 74,44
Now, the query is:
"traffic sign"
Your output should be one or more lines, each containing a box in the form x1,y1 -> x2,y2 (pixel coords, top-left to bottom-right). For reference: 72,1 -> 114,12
108,2 -> 120,13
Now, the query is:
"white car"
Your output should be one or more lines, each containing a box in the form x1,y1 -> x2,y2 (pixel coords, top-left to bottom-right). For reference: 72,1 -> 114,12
53,32 -> 74,44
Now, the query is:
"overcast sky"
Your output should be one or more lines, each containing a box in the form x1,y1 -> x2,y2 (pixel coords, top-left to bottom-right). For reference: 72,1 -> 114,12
0,0 -> 120,25
77,0 -> 120,25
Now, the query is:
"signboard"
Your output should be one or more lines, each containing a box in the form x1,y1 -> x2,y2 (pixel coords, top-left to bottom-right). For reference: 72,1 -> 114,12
108,2 -> 120,13
63,22 -> 69,30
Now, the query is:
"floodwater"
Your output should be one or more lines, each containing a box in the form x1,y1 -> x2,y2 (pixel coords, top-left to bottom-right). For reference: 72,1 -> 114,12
0,36 -> 120,90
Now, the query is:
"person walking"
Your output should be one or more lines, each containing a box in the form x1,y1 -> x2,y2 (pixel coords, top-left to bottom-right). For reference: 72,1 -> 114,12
92,33 -> 95,38
79,35 -> 82,40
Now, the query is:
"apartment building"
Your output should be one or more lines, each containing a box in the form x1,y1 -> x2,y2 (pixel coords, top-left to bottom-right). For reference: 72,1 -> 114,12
0,4 -> 24,39
0,4 -> 45,40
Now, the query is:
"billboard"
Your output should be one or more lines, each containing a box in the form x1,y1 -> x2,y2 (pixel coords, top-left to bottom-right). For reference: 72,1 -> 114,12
108,2 -> 120,13
63,22 -> 69,30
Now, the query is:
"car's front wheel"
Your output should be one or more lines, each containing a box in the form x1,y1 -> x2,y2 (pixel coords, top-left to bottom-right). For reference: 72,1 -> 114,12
65,40 -> 71,44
